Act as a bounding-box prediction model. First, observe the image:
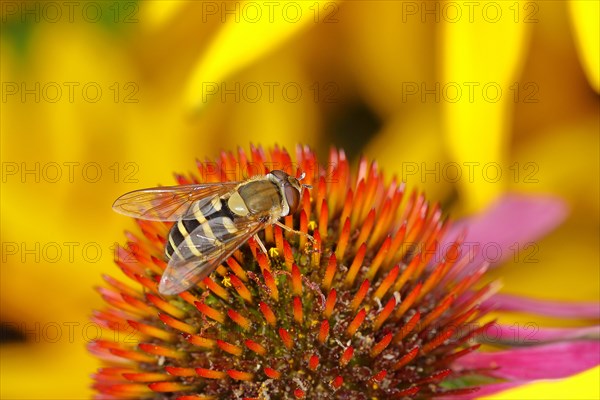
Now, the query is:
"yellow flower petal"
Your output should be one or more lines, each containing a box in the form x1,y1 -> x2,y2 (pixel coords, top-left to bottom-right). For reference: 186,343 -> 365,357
487,222 -> 599,320
340,1 -> 434,116
568,0 -> 600,92
484,366 -> 600,400
141,0 -> 186,30
441,2 -> 532,212
1,22 -> 223,368
1,342 -> 98,399
220,54 -> 320,151
365,106 -> 453,204
510,110 -> 599,221
186,0 -> 336,110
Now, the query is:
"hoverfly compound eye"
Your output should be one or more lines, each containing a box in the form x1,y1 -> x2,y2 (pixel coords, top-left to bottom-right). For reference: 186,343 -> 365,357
270,170 -> 287,182
268,170 -> 303,215
284,183 -> 301,214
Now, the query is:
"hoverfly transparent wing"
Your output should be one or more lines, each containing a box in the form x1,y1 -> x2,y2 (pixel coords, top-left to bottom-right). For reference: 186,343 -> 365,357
159,217 -> 264,295
112,182 -> 240,221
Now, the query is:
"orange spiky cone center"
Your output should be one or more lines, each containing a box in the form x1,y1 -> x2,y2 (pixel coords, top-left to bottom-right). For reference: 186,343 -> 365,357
91,145 -> 489,399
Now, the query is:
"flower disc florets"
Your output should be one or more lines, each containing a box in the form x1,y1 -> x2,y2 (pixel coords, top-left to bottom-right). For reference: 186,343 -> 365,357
91,145 -> 490,399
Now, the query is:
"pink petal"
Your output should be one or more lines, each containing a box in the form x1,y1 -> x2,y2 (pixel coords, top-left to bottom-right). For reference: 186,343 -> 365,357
481,324 -> 600,345
486,293 -> 600,319
441,194 -> 568,274
453,341 -> 600,380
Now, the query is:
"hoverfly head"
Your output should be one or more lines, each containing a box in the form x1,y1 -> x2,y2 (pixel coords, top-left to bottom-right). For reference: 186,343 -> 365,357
270,170 -> 304,215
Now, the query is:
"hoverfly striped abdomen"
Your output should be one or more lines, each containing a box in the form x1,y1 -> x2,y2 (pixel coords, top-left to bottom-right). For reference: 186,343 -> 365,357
165,197 -> 238,262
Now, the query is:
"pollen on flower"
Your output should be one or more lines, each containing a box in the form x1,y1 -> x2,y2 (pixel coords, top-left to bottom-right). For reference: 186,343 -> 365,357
91,145 -> 496,399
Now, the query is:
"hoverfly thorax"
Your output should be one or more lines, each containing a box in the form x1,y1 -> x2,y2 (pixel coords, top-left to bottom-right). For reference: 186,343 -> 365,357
267,170 -> 304,216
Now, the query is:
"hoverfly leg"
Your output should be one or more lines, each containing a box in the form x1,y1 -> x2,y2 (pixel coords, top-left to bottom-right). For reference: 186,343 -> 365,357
274,221 -> 316,244
252,234 -> 269,256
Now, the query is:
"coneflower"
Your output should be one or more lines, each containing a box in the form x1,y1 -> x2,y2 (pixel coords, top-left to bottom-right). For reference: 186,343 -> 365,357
89,145 -> 507,399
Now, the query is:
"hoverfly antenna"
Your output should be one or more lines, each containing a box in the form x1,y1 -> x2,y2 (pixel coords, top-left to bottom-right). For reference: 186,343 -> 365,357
297,171 -> 312,189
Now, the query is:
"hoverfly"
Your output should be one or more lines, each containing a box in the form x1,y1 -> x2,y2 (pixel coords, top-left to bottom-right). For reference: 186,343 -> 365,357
112,170 -> 312,295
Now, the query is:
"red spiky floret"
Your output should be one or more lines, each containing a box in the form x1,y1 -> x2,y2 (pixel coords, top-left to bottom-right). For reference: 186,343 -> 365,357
91,145 -> 497,399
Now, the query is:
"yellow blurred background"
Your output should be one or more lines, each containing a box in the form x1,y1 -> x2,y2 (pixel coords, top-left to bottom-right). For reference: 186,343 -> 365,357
1,1 -> 598,398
